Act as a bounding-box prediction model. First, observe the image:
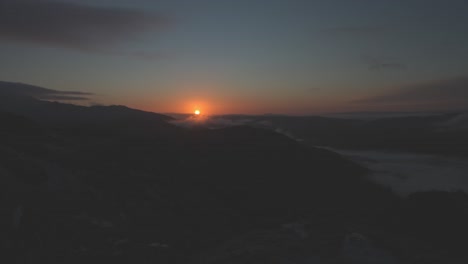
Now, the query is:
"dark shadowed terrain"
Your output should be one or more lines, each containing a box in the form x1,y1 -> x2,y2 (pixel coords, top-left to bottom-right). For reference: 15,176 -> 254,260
214,113 -> 468,157
1,82 -> 468,263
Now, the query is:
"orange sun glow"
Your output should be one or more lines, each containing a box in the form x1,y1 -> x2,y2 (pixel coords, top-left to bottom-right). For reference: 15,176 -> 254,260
194,109 -> 201,115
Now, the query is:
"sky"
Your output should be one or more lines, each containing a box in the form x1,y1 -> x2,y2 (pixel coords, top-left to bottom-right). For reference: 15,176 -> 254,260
1,0 -> 468,115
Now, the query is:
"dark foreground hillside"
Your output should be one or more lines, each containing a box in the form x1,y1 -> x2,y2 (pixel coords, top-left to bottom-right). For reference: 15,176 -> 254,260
1,92 -> 468,263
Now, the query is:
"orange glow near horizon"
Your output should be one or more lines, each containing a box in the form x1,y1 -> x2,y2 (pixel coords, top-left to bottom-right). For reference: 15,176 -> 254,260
194,109 -> 201,115
125,91 -> 349,116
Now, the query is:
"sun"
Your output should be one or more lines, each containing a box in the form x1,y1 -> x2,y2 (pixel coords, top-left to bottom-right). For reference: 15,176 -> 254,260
194,109 -> 201,115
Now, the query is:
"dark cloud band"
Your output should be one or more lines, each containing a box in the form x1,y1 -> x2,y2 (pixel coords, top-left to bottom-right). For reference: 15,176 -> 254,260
355,77 -> 468,111
0,0 -> 166,51
0,81 -> 93,101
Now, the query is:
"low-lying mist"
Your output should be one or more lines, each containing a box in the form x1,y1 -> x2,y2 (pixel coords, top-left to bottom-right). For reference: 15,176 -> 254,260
170,114 -> 301,140
330,148 -> 468,196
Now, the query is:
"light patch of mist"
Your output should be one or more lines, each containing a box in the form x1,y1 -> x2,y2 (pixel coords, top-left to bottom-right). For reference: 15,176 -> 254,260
170,115 -> 302,141
328,148 -> 468,196
438,112 -> 468,130
170,115 -> 254,129
322,112 -> 442,120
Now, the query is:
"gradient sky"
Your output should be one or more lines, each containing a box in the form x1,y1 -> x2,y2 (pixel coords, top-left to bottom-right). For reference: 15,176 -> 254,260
1,0 -> 468,114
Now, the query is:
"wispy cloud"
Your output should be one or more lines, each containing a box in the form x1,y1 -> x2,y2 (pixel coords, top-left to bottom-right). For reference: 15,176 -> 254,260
0,81 -> 93,101
321,26 -> 394,37
354,77 -> 468,111
362,55 -> 407,71
0,0 -> 167,53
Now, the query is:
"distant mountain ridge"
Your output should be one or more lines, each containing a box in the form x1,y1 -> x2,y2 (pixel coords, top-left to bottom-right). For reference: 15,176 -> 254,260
214,112 -> 468,157
0,81 -> 172,125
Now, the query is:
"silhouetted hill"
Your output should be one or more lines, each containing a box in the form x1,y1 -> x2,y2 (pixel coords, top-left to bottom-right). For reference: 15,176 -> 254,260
2,81 -> 468,263
0,81 -> 172,126
0,111 -> 45,140
0,86 -> 394,263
